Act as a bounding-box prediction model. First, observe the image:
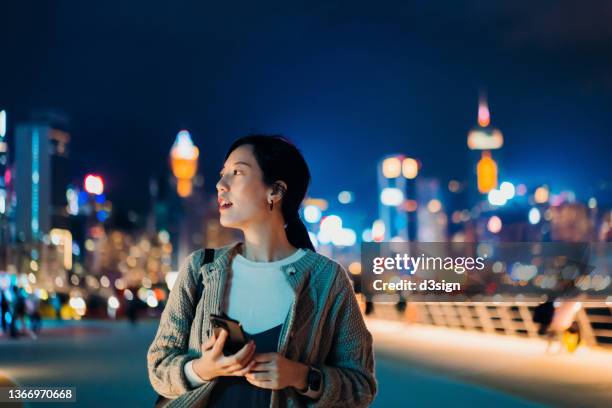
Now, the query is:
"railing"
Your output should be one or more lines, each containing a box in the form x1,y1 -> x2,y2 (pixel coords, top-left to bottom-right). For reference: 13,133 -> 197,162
365,299 -> 612,348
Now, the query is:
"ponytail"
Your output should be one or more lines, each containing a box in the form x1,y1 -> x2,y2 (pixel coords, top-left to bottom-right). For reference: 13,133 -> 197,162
285,215 -> 315,252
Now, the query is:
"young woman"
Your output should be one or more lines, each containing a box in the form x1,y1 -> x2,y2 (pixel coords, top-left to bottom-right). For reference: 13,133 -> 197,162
148,135 -> 376,407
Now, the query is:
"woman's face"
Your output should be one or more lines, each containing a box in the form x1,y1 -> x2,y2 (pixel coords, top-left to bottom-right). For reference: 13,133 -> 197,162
216,145 -> 271,229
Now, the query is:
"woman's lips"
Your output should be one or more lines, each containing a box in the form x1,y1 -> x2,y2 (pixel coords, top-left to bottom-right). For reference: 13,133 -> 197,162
219,202 -> 233,211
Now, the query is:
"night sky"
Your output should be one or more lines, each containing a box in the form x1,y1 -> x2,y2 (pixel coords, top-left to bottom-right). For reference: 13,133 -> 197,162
3,1 -> 612,218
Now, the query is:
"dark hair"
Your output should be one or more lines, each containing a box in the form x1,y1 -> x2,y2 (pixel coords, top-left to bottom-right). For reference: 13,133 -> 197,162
224,135 -> 315,252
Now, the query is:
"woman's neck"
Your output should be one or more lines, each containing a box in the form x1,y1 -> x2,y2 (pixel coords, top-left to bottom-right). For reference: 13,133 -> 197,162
241,222 -> 297,262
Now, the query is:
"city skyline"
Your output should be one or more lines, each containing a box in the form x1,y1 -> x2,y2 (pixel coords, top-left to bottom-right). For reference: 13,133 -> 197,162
2,1 -> 611,217
1,5 -> 611,408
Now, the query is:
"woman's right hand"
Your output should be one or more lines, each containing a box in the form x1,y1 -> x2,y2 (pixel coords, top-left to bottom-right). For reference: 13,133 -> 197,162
192,329 -> 256,381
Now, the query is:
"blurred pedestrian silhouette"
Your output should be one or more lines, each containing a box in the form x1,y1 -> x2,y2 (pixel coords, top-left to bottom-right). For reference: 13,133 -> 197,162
1,288 -> 9,335
127,297 -> 139,325
533,299 -> 554,335
365,300 -> 374,315
546,301 -> 581,353
50,294 -> 62,320
10,286 -> 26,338
26,293 -> 42,338
561,322 -> 581,353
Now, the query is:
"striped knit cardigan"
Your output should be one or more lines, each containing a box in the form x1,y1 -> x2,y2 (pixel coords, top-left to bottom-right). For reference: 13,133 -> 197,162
147,242 -> 377,407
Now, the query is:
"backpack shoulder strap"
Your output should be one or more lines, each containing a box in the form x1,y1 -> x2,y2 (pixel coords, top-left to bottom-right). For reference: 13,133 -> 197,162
201,248 -> 215,267
196,248 -> 215,300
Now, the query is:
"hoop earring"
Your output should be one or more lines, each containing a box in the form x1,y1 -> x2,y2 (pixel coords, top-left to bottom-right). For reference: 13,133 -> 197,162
269,201 -> 274,211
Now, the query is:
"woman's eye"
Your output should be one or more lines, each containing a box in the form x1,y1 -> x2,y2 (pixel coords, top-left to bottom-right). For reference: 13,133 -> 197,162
233,169 -> 242,175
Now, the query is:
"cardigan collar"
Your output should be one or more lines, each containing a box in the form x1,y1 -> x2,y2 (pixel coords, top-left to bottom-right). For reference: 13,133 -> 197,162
201,241 -> 321,293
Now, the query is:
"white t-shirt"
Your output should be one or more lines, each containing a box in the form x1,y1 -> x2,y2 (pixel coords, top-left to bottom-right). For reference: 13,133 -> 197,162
184,248 -> 306,387
224,248 -> 305,334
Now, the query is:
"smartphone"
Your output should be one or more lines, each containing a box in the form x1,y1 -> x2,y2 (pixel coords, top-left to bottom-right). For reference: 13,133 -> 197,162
209,314 -> 248,355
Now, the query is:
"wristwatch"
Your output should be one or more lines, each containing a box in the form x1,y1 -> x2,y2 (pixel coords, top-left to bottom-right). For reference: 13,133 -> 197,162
300,366 -> 322,398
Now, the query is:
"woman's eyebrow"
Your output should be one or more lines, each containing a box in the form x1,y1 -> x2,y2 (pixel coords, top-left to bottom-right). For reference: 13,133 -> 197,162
219,161 -> 252,173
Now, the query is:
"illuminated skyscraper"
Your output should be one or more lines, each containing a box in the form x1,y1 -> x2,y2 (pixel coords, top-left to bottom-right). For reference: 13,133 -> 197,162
15,113 -> 71,242
467,95 -> 503,194
15,124 -> 52,241
377,154 -> 420,241
0,110 -> 8,209
416,178 -> 447,242
170,130 -> 199,198
0,110 -> 10,267
168,130 -> 206,268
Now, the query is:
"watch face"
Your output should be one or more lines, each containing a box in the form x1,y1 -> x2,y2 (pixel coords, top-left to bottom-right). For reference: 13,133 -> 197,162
309,367 -> 322,391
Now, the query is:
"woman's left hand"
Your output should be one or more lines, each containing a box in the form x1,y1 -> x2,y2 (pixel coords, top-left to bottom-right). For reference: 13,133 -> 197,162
245,353 -> 309,390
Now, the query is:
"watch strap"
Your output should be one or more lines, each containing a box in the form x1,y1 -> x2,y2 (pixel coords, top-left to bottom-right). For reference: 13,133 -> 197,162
299,366 -> 322,399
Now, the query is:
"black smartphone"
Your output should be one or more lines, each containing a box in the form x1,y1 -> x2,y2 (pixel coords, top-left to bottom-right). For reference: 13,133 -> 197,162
209,314 -> 248,355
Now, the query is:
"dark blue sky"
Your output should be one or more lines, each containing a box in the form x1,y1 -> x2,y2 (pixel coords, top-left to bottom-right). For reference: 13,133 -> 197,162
3,1 -> 612,217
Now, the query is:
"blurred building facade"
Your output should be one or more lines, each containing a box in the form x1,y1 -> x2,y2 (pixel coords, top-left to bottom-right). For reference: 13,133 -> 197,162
14,111 -> 71,242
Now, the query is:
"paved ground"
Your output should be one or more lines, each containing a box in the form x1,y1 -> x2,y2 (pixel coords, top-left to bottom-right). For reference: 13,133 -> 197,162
2,318 -> 605,407
1,320 -> 155,408
370,357 -> 541,408
0,369 -> 23,408
368,318 -> 612,408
